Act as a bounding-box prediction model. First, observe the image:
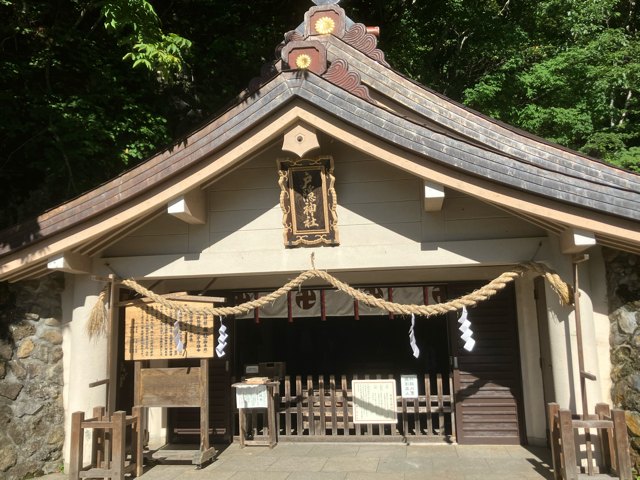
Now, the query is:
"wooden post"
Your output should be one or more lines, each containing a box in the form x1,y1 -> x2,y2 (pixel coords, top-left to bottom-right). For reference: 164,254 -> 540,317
307,376 -> 315,436
330,375 -> 337,436
285,376 -> 291,436
437,373 -> 444,437
296,376 -> 303,436
559,409 -> 578,480
69,411 -> 84,480
595,403 -> 613,472
548,403 -> 562,480
91,407 -> 105,468
449,375 -> 456,442
353,375 -> 360,436
268,385 -> 277,448
402,397 -> 408,439
341,376 -> 349,437
612,409 -> 632,480
111,411 -> 127,480
573,256 -> 594,475
200,358 -> 210,453
238,408 -> 246,448
425,375 -> 432,436
106,275 -> 119,417
132,406 -> 145,477
319,375 -> 326,435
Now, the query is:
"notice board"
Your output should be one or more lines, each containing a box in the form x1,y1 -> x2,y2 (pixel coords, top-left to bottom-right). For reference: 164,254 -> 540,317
352,379 -> 398,424
124,301 -> 215,360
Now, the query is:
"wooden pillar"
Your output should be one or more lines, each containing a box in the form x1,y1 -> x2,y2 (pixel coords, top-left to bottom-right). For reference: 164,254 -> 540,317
132,406 -> 145,477
200,358 -> 210,453
69,411 -> 84,480
572,258 -> 594,475
548,403 -> 562,480
595,403 -> 613,472
106,275 -> 119,416
90,407 -> 105,468
111,411 -> 127,480
559,408 -> 578,480
612,409 -> 632,480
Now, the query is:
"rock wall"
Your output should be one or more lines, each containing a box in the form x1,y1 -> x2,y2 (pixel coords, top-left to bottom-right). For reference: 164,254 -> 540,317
605,247 -> 640,470
0,273 -> 65,479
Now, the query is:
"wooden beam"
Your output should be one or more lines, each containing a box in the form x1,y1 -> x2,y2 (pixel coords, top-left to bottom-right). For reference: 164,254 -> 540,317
560,227 -> 596,254
168,189 -> 206,225
115,293 -> 225,308
47,252 -> 92,274
422,179 -> 445,212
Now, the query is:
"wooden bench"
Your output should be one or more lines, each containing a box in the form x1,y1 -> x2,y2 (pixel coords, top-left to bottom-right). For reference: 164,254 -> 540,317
69,407 -> 143,480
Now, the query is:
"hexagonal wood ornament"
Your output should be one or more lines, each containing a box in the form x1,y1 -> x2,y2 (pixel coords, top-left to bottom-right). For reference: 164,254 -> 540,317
282,122 -> 320,158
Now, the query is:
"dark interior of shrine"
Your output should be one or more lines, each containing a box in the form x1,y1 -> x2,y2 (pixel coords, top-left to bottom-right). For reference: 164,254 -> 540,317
233,313 -> 452,392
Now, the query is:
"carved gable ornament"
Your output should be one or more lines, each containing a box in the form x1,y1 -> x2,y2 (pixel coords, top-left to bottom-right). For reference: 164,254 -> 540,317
277,156 -> 339,247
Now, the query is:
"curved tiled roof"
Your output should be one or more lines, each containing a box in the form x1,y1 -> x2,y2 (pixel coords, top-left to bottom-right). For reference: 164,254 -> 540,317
1,3 -> 640,278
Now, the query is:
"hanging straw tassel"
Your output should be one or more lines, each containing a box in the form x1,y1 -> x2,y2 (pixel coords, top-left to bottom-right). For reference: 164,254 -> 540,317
86,284 -> 109,338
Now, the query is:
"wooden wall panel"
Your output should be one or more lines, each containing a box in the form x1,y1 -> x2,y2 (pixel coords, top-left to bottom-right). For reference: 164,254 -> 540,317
450,283 -> 525,445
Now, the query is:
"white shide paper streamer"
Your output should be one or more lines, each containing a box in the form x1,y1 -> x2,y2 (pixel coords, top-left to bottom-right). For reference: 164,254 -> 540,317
409,313 -> 420,358
173,310 -> 184,353
216,316 -> 228,358
458,306 -> 475,351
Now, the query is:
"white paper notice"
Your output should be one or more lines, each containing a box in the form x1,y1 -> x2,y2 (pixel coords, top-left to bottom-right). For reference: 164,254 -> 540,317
235,385 -> 268,409
352,380 -> 397,424
400,375 -> 419,399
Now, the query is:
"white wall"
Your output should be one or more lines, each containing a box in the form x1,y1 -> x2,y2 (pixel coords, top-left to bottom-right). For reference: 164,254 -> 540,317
514,272 -> 547,446
104,139 -> 545,259
62,274 -> 108,470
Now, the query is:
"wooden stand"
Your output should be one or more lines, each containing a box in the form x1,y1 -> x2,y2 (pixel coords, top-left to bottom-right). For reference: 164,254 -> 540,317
69,408 -> 144,480
233,382 -> 279,449
135,359 -> 215,466
548,402 -> 632,480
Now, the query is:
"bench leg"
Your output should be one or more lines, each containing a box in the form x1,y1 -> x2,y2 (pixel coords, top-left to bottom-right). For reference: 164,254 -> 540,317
69,412 -> 85,480
111,411 -> 127,480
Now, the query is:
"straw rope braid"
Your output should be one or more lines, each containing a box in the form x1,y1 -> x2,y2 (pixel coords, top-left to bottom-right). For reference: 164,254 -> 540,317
86,284 -> 109,338
118,261 -> 572,320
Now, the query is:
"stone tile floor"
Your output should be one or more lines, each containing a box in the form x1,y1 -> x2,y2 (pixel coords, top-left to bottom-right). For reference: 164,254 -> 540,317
138,443 -> 558,480
44,443 -> 619,480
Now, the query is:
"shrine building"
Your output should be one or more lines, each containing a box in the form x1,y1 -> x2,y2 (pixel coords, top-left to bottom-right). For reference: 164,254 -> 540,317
2,0 -> 640,473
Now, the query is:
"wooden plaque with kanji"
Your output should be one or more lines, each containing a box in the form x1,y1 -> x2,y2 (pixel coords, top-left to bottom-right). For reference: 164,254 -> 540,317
277,156 -> 339,247
124,301 -> 215,360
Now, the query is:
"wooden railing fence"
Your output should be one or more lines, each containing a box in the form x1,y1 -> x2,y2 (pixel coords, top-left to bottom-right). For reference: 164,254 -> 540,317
232,373 -> 455,444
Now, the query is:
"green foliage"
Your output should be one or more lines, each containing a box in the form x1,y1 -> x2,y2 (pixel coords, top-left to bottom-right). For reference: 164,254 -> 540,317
351,0 -> 639,166
101,0 -> 192,79
1,0 -> 639,234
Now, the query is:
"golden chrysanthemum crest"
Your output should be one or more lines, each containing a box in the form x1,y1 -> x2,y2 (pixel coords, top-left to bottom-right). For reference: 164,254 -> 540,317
295,54 -> 312,69
315,17 -> 335,35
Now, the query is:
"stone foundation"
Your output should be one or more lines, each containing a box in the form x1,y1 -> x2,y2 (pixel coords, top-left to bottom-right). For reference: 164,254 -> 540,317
605,247 -> 640,470
0,273 -> 65,479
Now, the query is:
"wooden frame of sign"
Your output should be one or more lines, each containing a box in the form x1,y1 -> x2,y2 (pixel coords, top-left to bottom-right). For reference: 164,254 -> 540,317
277,156 -> 339,247
124,299 -> 220,467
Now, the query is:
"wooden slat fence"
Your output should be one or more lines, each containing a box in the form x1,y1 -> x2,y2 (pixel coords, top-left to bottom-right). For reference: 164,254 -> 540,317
232,373 -> 455,443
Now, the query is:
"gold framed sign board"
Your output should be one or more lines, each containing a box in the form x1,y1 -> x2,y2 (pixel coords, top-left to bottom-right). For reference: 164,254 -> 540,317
277,156 -> 339,246
124,301 -> 215,360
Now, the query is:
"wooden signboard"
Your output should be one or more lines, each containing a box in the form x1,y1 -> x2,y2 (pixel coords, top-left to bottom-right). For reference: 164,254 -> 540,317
277,156 -> 339,247
124,301 -> 215,360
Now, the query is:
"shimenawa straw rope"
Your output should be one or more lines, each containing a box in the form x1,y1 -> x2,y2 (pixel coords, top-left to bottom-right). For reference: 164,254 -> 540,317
87,260 -> 572,337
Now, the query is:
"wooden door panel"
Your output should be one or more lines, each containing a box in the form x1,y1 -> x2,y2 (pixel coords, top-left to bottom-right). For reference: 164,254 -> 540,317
450,283 -> 525,445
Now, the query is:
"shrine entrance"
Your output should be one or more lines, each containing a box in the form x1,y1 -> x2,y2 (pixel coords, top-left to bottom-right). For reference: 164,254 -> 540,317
121,278 -> 526,446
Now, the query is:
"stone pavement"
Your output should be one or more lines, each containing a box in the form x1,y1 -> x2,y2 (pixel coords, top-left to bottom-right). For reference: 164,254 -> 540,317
136,443 -> 557,480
